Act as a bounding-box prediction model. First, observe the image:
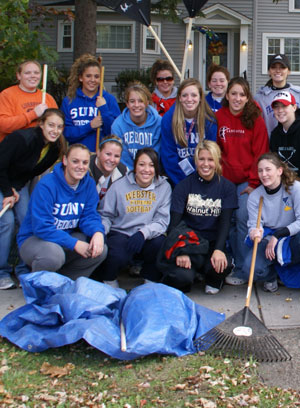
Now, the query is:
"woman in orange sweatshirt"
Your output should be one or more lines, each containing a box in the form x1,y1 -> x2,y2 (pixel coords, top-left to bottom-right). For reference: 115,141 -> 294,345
0,60 -> 57,142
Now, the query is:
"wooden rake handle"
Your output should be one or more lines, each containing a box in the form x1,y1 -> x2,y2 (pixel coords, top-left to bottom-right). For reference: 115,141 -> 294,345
95,66 -> 105,152
0,204 -> 10,218
245,196 -> 263,308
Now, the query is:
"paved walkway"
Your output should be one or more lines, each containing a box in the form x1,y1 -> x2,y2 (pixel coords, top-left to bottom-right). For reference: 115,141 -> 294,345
1,275 -> 299,330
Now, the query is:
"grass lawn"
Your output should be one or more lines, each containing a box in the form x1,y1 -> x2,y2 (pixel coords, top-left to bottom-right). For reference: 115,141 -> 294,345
0,337 -> 299,407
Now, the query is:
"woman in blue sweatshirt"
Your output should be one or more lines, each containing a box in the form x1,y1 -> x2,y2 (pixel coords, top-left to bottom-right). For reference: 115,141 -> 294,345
61,54 -> 120,152
111,81 -> 161,170
161,78 -> 217,186
17,144 -> 107,280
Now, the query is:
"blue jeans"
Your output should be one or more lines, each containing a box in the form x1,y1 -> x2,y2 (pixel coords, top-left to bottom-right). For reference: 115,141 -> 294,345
229,182 -> 249,275
240,232 -> 300,282
0,186 -> 31,279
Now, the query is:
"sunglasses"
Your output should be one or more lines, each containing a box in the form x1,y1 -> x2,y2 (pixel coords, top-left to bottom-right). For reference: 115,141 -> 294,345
156,76 -> 174,82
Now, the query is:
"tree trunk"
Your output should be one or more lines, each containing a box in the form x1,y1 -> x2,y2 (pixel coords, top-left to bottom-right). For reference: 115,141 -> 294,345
74,0 -> 97,60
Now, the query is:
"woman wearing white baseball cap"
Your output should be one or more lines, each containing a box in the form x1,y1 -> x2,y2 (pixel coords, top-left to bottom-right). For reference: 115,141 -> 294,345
270,91 -> 300,177
255,54 -> 300,137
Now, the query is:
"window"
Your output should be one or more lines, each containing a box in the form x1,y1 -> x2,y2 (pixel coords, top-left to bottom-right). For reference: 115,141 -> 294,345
143,23 -> 161,54
289,0 -> 300,11
57,21 -> 73,52
262,33 -> 300,73
96,22 -> 135,53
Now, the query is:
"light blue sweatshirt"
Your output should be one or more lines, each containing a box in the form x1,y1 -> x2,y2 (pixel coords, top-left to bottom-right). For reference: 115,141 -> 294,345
111,105 -> 161,170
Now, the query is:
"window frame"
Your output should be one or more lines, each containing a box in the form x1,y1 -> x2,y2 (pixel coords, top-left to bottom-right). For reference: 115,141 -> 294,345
262,33 -> 300,74
57,20 -> 74,52
289,0 -> 300,12
96,20 -> 136,54
142,23 -> 161,55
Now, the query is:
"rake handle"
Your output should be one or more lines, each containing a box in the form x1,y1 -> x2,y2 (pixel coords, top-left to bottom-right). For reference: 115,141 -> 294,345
0,203 -> 10,218
244,196 -> 263,310
95,66 -> 105,152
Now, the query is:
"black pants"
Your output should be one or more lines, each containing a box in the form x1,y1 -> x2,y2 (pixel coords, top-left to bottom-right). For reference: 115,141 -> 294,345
203,243 -> 232,289
93,231 -> 165,282
162,241 -> 232,290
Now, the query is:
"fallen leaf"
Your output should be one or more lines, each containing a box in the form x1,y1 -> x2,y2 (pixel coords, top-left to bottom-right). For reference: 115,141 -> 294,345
200,365 -> 214,372
140,399 -> 147,407
125,364 -> 133,369
40,362 -> 74,378
283,315 -> 291,319
171,383 -> 186,390
197,398 -> 217,408
138,382 -> 150,388
285,297 -> 292,302
0,365 -> 9,374
7,305 -> 14,311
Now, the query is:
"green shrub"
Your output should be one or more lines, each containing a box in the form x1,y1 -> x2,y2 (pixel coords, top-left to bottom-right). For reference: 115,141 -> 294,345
115,68 -> 153,103
47,67 -> 69,107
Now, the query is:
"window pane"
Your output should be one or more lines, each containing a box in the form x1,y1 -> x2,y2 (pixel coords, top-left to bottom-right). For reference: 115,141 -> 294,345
146,38 -> 156,50
145,26 -> 157,51
285,38 -> 300,71
64,25 -> 71,36
63,37 -> 71,49
268,38 -> 280,55
97,25 -> 132,49
295,0 -> 300,9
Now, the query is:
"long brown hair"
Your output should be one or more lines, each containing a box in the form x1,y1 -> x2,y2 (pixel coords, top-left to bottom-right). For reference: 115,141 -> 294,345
172,78 -> 215,147
257,152 -> 297,193
38,108 -> 67,156
67,53 -> 101,100
223,77 -> 261,129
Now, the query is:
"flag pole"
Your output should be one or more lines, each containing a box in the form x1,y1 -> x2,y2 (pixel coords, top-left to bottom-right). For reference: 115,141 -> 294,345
180,18 -> 193,82
147,25 -> 181,79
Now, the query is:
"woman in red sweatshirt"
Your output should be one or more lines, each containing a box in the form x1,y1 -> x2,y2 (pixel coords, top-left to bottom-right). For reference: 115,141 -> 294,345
216,77 -> 269,284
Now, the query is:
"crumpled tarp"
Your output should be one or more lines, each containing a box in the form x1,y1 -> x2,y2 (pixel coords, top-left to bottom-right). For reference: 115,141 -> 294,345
0,271 -> 225,360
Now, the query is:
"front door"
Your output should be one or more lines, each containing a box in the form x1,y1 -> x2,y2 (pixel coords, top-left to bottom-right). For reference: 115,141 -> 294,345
199,30 -> 233,90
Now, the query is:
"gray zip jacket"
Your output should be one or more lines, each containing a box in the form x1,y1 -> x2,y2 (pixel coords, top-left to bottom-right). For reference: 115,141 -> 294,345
255,83 -> 300,137
100,171 -> 172,239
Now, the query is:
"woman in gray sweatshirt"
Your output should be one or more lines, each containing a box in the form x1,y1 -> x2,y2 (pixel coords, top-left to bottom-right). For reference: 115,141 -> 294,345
92,147 -> 172,288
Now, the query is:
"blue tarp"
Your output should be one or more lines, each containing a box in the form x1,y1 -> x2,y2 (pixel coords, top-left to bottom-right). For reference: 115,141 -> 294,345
0,271 -> 225,360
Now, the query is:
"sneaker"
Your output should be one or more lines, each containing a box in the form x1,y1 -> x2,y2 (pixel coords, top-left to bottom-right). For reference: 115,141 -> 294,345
225,271 -> 247,286
263,280 -> 278,293
103,279 -> 119,288
128,265 -> 142,276
205,285 -> 220,295
0,277 -> 16,290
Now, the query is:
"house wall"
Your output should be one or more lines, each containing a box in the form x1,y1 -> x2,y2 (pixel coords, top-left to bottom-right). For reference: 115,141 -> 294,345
35,0 -> 300,98
255,0 -> 300,91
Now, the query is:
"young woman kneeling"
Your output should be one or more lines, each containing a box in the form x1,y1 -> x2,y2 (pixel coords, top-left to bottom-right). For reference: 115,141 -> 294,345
94,147 -> 171,288
238,152 -> 300,292
17,144 -> 107,280
161,140 -> 237,294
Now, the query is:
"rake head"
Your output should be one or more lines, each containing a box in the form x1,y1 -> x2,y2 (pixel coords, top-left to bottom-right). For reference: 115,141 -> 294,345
194,308 -> 292,362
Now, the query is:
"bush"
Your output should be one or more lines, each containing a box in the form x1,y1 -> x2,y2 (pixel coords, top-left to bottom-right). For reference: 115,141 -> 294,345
47,67 -> 69,107
115,68 -> 153,103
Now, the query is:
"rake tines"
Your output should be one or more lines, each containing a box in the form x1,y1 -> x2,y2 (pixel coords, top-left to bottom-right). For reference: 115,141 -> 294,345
194,308 -> 292,362
194,198 -> 292,363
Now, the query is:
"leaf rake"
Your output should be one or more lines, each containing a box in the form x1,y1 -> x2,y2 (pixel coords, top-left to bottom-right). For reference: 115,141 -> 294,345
194,196 -> 291,362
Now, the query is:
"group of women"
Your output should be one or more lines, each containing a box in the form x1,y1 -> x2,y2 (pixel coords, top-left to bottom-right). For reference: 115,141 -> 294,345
1,53 -> 300,294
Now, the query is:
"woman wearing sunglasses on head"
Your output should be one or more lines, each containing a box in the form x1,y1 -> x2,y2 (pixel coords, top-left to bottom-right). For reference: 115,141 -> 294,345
150,59 -> 177,116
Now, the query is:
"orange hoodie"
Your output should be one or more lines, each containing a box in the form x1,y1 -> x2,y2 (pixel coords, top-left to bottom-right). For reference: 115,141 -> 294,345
0,85 -> 57,141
